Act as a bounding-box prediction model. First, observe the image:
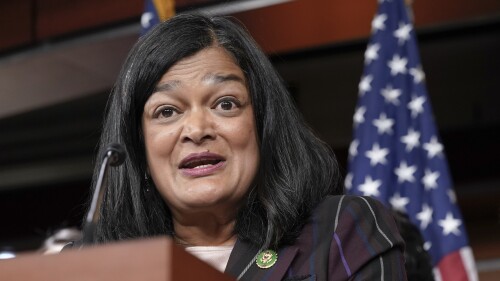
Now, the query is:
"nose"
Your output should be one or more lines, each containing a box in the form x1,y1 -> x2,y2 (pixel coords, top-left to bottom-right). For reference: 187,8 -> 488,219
181,108 -> 216,144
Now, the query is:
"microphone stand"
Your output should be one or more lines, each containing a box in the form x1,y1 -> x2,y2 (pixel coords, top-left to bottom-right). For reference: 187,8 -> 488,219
82,144 -> 125,245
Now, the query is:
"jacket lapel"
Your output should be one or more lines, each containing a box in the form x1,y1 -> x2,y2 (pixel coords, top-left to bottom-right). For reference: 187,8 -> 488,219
226,239 -> 299,281
263,245 -> 299,281
225,239 -> 260,279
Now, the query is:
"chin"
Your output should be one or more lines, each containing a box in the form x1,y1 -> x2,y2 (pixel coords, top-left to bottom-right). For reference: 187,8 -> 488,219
181,191 -> 237,211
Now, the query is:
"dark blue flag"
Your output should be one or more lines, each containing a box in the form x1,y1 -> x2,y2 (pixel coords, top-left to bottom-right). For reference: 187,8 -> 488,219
141,0 -> 175,36
346,0 -> 477,280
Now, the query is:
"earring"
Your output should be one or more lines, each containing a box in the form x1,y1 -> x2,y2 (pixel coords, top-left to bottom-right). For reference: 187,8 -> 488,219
144,173 -> 151,193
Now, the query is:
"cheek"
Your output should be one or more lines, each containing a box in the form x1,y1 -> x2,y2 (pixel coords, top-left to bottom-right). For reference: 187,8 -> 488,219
220,112 -> 259,151
143,126 -> 180,172
220,113 -> 260,176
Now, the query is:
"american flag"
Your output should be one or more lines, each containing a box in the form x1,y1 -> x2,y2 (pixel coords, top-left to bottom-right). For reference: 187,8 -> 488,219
346,0 -> 478,280
141,0 -> 176,35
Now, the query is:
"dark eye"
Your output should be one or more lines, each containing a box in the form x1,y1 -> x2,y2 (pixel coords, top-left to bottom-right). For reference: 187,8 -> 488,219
162,108 -> 173,117
157,106 -> 178,119
215,98 -> 240,112
220,100 -> 234,110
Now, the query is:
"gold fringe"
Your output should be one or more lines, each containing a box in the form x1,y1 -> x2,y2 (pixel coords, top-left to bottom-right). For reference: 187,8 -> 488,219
152,0 -> 175,21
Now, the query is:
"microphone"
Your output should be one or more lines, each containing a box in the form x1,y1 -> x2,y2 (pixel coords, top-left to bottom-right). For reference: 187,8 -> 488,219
82,143 -> 126,245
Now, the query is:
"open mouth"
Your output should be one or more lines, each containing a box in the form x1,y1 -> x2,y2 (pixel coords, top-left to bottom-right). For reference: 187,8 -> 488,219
179,152 -> 226,170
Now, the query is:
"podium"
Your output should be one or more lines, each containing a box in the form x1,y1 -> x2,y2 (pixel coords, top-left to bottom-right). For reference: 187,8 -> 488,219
0,236 -> 235,281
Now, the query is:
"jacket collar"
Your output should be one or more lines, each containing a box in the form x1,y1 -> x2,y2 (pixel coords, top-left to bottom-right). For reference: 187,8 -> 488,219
225,239 -> 299,281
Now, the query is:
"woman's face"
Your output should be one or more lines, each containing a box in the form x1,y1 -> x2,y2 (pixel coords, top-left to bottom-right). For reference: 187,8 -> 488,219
142,47 -> 260,217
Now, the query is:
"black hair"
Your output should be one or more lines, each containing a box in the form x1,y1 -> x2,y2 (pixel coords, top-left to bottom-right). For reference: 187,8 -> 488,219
87,13 -> 343,249
393,212 -> 435,281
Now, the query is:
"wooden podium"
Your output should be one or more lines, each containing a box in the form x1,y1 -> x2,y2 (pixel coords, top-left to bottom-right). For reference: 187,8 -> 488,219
0,237 -> 236,281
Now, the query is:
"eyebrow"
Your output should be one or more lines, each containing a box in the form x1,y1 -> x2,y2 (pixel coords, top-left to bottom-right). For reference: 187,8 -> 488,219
202,73 -> 245,85
153,80 -> 180,93
153,73 -> 245,94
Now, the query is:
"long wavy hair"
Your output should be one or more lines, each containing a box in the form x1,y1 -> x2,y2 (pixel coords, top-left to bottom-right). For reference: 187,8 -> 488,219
87,13 -> 343,249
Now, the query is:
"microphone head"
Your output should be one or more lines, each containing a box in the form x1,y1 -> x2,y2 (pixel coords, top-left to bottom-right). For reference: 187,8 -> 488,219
105,143 -> 126,167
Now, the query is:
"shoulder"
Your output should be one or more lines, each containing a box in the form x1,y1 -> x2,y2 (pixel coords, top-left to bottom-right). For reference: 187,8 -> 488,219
314,195 -> 391,220
313,195 -> 403,248
316,195 -> 406,279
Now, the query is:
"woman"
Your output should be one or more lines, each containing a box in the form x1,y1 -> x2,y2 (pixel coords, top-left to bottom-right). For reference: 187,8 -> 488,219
85,13 -> 406,280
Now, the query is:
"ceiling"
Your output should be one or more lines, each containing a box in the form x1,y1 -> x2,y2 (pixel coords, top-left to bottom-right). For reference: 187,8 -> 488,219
0,26 -> 139,119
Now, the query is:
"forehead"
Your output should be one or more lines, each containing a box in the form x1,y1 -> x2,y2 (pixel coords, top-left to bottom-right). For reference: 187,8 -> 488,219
158,47 -> 245,84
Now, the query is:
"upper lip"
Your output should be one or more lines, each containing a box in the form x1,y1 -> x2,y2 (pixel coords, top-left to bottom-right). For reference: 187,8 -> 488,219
179,152 -> 226,169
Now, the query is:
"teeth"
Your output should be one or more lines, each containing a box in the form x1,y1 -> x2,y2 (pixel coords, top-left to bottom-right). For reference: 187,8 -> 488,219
193,164 -> 213,169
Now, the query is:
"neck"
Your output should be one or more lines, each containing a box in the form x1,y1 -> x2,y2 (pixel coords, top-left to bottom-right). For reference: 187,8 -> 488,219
171,211 -> 237,247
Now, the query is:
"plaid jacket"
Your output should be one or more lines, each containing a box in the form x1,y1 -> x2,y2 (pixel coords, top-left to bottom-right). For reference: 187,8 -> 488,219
225,195 -> 407,281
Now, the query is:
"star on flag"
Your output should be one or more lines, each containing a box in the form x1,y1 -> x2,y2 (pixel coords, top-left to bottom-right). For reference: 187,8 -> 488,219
438,212 -> 462,236
400,128 -> 420,151
381,85 -> 402,105
422,169 -> 440,190
353,106 -> 366,127
364,43 -> 381,64
389,192 -> 410,212
393,22 -> 412,45
359,74 -> 373,95
388,54 -> 408,76
359,176 -> 382,197
410,66 -> 425,83
365,143 -> 389,166
408,95 -> 426,118
423,136 -> 444,158
372,13 -> 387,32
394,161 -> 417,183
373,113 -> 394,134
416,203 -> 433,229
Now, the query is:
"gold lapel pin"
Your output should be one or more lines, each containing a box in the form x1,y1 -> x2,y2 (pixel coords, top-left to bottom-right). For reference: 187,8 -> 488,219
256,249 -> 278,269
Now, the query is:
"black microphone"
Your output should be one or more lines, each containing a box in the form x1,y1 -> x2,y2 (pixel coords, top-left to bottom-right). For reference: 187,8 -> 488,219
82,143 -> 126,245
